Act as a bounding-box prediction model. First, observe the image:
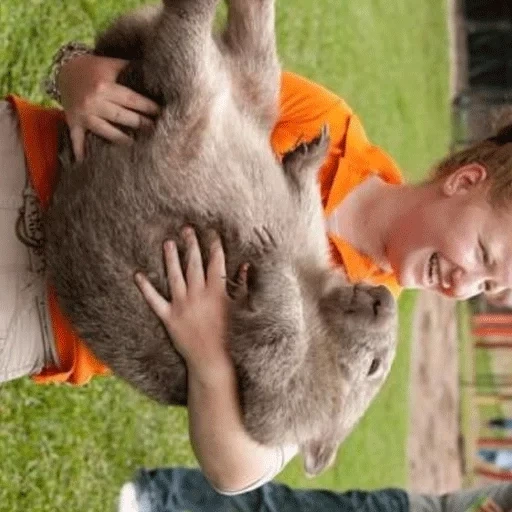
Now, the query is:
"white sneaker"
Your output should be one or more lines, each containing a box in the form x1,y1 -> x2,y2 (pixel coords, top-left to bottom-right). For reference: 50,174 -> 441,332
118,482 -> 140,512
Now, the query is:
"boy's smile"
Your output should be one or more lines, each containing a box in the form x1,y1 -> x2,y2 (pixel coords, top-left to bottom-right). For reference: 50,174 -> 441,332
426,252 -> 449,290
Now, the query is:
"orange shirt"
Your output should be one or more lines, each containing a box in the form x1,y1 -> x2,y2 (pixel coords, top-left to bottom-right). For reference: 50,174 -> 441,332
6,71 -> 403,385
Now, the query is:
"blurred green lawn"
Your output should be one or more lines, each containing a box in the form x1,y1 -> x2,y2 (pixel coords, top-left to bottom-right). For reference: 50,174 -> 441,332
0,0 -> 449,510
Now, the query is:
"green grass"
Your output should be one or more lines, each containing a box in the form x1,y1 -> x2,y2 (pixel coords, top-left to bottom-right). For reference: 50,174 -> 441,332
0,0 -> 449,510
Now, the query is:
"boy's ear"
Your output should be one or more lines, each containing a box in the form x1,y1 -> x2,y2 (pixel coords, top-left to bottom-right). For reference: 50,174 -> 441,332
443,163 -> 488,196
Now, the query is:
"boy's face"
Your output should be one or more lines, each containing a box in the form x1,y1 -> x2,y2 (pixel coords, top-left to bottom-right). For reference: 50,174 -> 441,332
386,163 -> 512,300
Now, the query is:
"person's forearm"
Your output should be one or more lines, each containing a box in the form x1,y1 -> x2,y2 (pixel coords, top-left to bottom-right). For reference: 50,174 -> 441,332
187,360 -> 282,494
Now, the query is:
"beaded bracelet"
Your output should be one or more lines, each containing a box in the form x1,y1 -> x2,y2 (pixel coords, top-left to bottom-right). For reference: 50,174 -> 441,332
43,41 -> 93,103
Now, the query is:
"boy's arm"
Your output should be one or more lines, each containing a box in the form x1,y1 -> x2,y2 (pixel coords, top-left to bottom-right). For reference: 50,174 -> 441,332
187,361 -> 298,494
135,231 -> 298,495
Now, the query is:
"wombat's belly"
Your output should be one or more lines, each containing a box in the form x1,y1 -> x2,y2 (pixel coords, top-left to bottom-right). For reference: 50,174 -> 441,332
45,108 -> 297,390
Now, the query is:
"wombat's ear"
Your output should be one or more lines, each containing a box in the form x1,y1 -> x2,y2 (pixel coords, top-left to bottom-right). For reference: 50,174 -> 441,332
301,438 -> 339,477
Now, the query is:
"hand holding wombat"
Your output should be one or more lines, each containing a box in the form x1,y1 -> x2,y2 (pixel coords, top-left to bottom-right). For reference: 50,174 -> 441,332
134,229 -> 236,377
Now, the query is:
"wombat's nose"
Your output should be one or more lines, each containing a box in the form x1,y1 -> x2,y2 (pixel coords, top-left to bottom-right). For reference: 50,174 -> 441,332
354,284 -> 396,319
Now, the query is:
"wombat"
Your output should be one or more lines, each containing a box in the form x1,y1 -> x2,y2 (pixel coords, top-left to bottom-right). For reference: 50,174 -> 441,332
45,0 -> 398,475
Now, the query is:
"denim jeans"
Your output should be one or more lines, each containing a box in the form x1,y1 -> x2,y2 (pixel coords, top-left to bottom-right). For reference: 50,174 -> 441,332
133,467 -> 408,512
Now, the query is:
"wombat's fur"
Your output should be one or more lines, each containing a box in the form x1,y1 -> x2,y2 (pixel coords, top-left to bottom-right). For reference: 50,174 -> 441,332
45,0 -> 397,475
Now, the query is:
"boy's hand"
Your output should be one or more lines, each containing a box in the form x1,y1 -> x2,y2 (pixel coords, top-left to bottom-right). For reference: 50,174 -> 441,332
58,54 -> 160,162
135,228 -> 234,381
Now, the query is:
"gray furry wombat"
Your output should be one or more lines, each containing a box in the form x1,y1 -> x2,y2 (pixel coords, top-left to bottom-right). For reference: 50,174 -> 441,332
45,0 -> 397,475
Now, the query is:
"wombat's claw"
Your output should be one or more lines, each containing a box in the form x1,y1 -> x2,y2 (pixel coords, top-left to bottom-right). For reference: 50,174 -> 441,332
226,278 -> 240,300
315,124 -> 330,146
227,263 -> 250,300
253,226 -> 277,253
282,124 -> 330,173
295,142 -> 308,155
304,124 -> 330,153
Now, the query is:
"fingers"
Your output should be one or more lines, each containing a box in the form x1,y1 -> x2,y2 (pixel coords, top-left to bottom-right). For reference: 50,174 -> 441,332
134,272 -> 169,321
137,230 -> 227,309
134,239 -> 188,319
107,83 -> 160,117
97,101 -> 154,130
69,125 -> 85,163
207,234 -> 227,291
183,228 -> 205,291
163,240 -> 186,301
87,116 -> 134,145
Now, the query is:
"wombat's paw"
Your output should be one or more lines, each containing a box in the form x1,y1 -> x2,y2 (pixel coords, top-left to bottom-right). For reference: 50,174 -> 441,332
227,262 -> 250,301
282,124 -> 330,182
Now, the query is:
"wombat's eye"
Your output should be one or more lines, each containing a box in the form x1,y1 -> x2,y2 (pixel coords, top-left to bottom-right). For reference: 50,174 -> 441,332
367,358 -> 381,377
